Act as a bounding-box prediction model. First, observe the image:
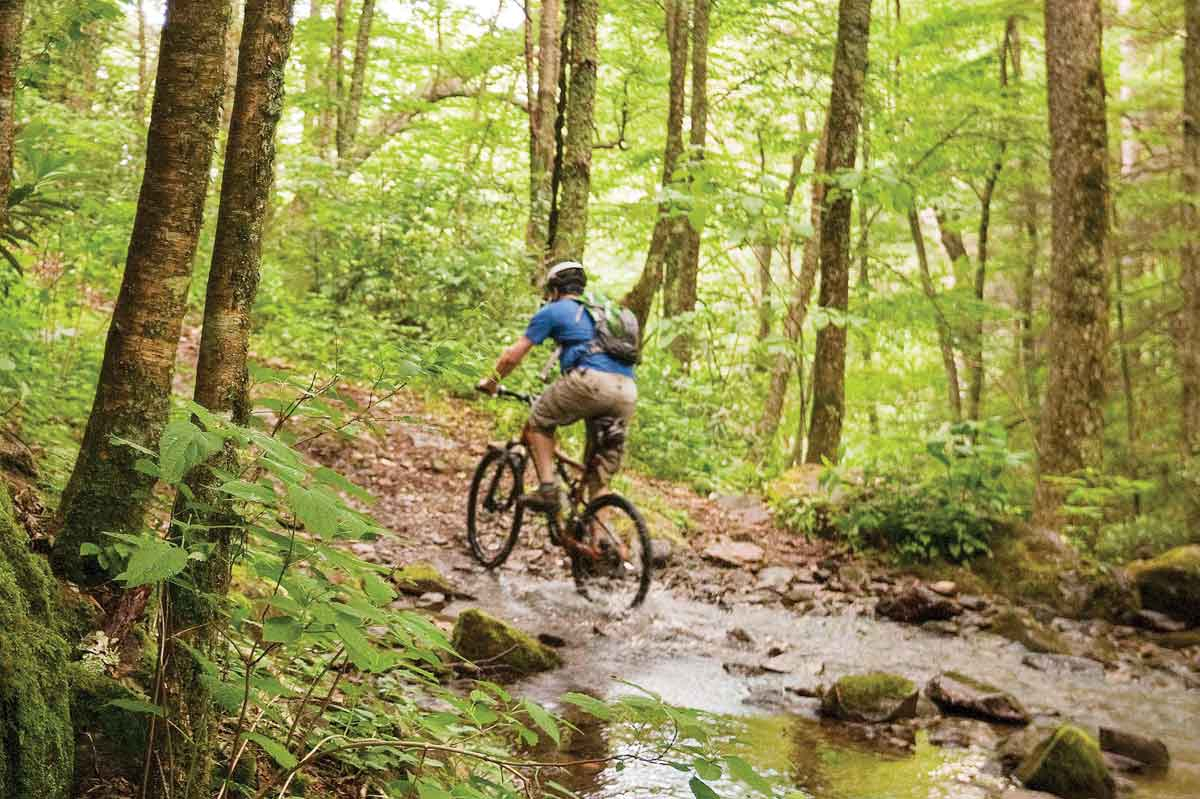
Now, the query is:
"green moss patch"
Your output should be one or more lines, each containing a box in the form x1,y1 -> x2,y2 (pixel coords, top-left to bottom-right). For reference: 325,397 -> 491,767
821,672 -> 919,723
451,608 -> 561,677
1015,724 -> 1113,799
991,609 -> 1071,655
1129,545 -> 1200,625
393,561 -> 454,596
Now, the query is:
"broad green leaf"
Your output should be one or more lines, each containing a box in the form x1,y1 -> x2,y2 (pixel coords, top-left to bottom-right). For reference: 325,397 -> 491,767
726,755 -> 772,794
693,757 -> 722,781
105,698 -> 165,717
523,699 -> 560,745
159,419 -> 224,484
336,620 -> 379,671
314,466 -> 375,503
416,780 -> 453,799
689,777 -> 721,799
218,478 -> 276,504
246,732 -> 298,770
114,536 -> 189,587
263,616 -> 304,644
561,692 -> 612,720
362,570 -> 397,604
286,483 -> 339,537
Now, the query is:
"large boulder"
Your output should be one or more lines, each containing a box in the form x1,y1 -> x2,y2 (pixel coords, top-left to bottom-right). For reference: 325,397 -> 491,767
876,584 -> 962,624
926,671 -> 1030,725
992,608 -> 1070,655
0,483 -> 74,799
820,672 -> 919,723
1129,545 -> 1200,625
393,561 -> 454,596
1015,725 -> 1114,799
451,609 -> 561,677
1098,727 -> 1170,770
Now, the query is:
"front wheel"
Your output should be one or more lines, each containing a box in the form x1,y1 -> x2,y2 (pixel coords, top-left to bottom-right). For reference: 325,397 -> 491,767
466,448 -> 525,568
570,493 -> 653,611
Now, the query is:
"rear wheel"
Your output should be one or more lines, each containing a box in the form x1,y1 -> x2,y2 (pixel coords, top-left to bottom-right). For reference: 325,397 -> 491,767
466,448 -> 525,568
570,493 -> 652,611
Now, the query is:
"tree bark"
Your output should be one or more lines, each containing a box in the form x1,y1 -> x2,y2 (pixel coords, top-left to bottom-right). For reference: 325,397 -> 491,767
1009,16 -> 1040,413
1033,0 -> 1111,527
323,0 -> 345,160
548,0 -> 598,263
156,2 -> 297,794
52,0 -> 232,585
337,0 -> 375,165
666,0 -> 710,365
526,0 -> 562,281
303,0 -> 324,148
758,128 -> 824,446
806,0 -> 871,465
135,0 -> 149,123
1181,0 -> 1200,528
0,0 -> 24,235
624,0 -> 689,328
911,208 -> 963,422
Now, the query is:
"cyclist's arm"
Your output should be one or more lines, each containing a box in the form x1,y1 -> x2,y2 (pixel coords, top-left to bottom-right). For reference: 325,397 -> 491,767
479,336 -> 535,393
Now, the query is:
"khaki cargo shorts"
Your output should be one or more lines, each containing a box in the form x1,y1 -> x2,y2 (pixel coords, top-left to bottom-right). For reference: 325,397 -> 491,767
530,368 -> 637,485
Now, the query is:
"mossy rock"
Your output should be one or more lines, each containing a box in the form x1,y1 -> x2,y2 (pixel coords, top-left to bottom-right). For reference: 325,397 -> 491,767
67,662 -> 149,779
926,671 -> 1030,725
393,561 -> 455,596
1129,545 -> 1200,625
820,672 -> 919,723
451,608 -> 561,677
0,483 -> 74,799
1015,725 -> 1114,799
992,608 -> 1070,655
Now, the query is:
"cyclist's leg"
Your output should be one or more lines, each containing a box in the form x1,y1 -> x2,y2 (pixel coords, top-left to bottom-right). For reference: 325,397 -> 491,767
526,372 -> 592,509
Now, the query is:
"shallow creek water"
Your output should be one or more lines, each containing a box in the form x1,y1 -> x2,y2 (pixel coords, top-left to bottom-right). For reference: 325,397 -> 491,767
443,569 -> 1200,799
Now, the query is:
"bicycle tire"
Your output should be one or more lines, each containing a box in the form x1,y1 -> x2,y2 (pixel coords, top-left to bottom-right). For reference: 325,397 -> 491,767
571,493 -> 653,609
466,448 -> 525,568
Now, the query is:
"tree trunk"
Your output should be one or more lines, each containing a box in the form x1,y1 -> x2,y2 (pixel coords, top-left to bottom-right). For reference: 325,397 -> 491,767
911,208 -> 963,422
323,0 -> 345,161
0,0 -> 24,235
548,0 -> 598,263
303,0 -> 324,147
758,128 -> 824,446
666,0 -> 710,365
624,0 -> 689,328
155,3 -> 297,794
135,0 -> 149,123
1033,0 -> 1111,527
1009,17 -> 1040,413
806,0 -> 871,465
856,122 -> 879,437
527,0 -> 562,281
1180,0 -> 1200,528
52,0 -> 232,585
337,0 -> 375,165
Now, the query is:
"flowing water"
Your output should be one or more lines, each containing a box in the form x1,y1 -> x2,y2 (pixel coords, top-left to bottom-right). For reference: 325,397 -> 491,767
444,568 -> 1200,799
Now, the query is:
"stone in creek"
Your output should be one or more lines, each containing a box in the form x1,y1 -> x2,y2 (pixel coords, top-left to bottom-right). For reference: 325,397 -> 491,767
392,561 -> 455,596
1020,653 -> 1104,678
1098,727 -> 1170,769
756,565 -> 796,592
876,583 -> 963,624
837,564 -> 871,592
715,494 -> 774,527
1128,545 -> 1200,625
726,626 -> 754,646
702,540 -> 765,567
450,609 -> 561,678
930,580 -> 958,596
1015,725 -> 1114,799
922,619 -> 961,636
650,538 -> 673,567
960,594 -> 990,612
1130,608 -> 1189,633
928,716 -> 1002,750
926,671 -> 1031,725
820,672 -> 919,724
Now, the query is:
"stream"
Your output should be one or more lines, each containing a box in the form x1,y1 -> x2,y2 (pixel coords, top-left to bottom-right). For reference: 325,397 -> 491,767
439,568 -> 1200,799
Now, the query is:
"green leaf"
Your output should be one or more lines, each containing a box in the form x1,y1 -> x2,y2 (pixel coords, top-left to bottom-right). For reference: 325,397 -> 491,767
561,692 -> 612,720
362,570 -> 397,604
286,483 -> 339,537
263,616 -> 304,644
693,757 -> 722,781
245,732 -> 298,770
159,419 -> 224,484
336,620 -> 379,671
523,699 -> 560,745
689,776 -> 720,799
113,536 -> 189,587
218,479 -> 276,505
105,698 -> 165,717
416,780 -> 452,799
726,755 -> 772,794
79,542 -> 101,556
314,466 -> 374,503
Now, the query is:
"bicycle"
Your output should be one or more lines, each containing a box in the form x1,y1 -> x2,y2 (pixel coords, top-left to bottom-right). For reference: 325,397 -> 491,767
466,386 -> 653,610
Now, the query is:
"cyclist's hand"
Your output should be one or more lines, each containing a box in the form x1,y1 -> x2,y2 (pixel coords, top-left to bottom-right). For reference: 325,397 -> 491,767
476,376 -> 499,396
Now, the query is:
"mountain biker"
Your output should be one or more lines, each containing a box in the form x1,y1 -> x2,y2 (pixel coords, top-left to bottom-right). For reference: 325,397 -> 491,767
477,261 -> 637,513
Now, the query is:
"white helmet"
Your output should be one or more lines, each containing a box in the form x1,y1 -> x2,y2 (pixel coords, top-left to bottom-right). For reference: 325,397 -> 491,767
544,260 -> 586,291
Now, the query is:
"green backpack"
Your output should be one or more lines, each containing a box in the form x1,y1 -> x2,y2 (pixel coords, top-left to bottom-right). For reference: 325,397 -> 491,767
572,292 -> 642,366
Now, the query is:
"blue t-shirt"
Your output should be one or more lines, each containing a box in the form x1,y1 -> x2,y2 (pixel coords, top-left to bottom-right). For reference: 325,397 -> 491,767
524,298 -> 636,379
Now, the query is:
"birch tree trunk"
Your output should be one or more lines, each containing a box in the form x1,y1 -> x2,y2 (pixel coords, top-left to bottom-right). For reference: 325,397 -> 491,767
912,208 -> 963,422
155,3 -> 297,793
52,0 -> 232,585
548,0 -> 598,263
338,0 -> 375,165
806,0 -> 871,465
527,0 -> 562,282
1033,0 -> 1111,528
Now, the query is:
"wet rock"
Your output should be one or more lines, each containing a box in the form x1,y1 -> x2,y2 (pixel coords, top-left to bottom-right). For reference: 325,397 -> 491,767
992,608 -> 1070,655
1146,628 -> 1200,650
995,790 -> 1061,799
960,594 -> 990,612
536,632 -> 566,648
702,539 -> 765,567
416,592 -> 448,609
928,717 -> 1002,750
1130,608 -> 1189,633
783,584 -> 822,606
715,494 -> 773,527
876,584 -> 962,624
1098,727 -> 1169,769
837,564 -> 870,592
723,661 -> 768,678
820,672 -> 919,723
1020,653 -> 1104,678
393,561 -> 454,596
1101,752 -> 1145,775
451,609 -> 561,677
998,725 -> 1054,775
756,566 -> 796,592
1015,725 -> 1114,799
650,538 -> 673,568
726,626 -> 754,646
930,580 -> 958,596
922,620 -> 961,636
926,672 -> 1030,725
1129,545 -> 1200,625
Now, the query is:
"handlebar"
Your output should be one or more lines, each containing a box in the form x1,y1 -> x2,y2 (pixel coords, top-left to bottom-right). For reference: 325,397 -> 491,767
476,384 -> 535,405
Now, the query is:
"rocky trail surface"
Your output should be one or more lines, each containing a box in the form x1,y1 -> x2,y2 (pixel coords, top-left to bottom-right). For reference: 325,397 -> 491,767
301,389 -> 1200,799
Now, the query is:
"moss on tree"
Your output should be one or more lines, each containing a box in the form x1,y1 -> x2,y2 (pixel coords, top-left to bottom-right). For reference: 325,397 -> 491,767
0,483 -> 74,799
